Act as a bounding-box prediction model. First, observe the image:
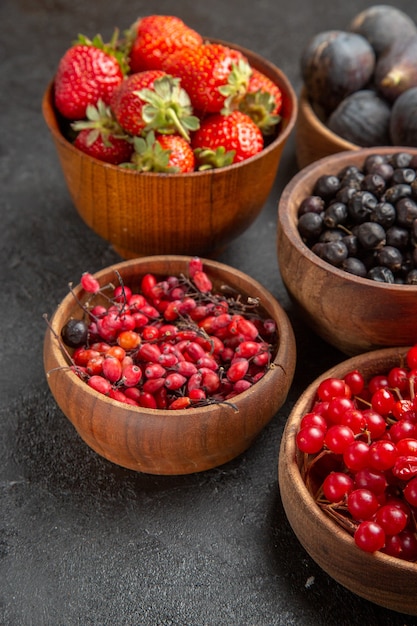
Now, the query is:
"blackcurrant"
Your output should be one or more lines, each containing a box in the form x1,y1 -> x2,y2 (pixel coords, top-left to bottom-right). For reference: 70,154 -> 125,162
370,202 -> 396,229
342,257 -> 367,277
348,191 -> 378,223
355,222 -> 386,250
323,202 -> 348,228
61,318 -> 89,347
298,212 -> 323,240
376,246 -> 403,273
298,195 -> 325,216
313,174 -> 341,199
367,266 -> 395,283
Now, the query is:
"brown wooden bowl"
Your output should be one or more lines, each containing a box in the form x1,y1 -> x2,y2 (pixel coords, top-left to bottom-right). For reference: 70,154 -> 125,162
277,146 -> 417,356
42,40 -> 297,259
279,347 -> 417,615
295,87 -> 359,169
43,255 -> 296,475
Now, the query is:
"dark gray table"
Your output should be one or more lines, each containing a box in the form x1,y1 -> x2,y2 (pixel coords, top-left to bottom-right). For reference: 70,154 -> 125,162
2,0 -> 417,624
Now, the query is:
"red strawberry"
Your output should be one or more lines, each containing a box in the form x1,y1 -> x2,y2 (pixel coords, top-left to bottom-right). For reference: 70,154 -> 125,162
237,68 -> 283,135
54,33 -> 126,120
110,70 -> 165,135
248,69 -> 283,116
111,72 -> 199,139
192,111 -> 264,167
124,131 -> 195,173
152,134 -> 196,172
163,43 -> 251,114
71,100 -> 133,165
129,15 -> 203,73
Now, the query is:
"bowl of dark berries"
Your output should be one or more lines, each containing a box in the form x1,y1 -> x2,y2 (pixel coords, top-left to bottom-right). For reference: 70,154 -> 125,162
279,344 -> 417,615
43,255 -> 296,475
42,14 -> 297,259
277,146 -> 417,356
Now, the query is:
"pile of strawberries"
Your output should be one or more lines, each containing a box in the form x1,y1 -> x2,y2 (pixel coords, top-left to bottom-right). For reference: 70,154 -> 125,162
53,15 -> 283,172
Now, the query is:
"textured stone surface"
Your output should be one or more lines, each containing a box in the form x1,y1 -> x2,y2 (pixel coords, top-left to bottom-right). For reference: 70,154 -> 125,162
1,0 -> 417,624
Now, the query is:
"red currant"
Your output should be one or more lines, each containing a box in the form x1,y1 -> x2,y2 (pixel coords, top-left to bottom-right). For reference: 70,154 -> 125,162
354,521 -> 385,553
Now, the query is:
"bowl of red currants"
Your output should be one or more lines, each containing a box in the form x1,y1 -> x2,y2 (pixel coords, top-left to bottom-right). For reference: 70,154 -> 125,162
43,255 -> 296,475
277,146 -> 417,356
279,345 -> 417,615
42,15 -> 297,259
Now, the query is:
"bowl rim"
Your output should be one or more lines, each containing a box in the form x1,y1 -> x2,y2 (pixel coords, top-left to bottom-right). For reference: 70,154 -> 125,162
42,37 -> 298,177
278,145 -> 417,291
45,255 -> 296,419
279,345 -> 417,575
298,86 -> 360,151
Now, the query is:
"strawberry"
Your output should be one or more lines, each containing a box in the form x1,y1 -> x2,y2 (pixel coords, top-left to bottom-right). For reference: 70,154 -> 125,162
192,111 -> 264,167
110,72 -> 199,139
71,100 -> 133,165
124,131 -> 195,173
163,43 -> 251,114
129,15 -> 203,73
248,69 -> 283,116
54,32 -> 127,120
237,68 -> 283,135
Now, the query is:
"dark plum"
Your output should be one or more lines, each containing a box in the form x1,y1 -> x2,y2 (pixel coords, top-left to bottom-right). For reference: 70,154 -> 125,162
326,90 -> 391,147
301,30 -> 375,114
390,87 -> 417,147
375,35 -> 417,102
349,5 -> 417,57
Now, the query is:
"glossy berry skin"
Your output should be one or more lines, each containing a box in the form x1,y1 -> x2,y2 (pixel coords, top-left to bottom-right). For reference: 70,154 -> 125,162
164,42 -> 246,114
322,471 -> 354,502
192,111 -> 264,164
74,129 -> 133,165
110,70 -> 166,136
153,134 -> 195,173
354,521 -> 386,553
247,69 -> 282,116
61,319 -> 89,348
129,15 -> 203,72
54,44 -> 124,120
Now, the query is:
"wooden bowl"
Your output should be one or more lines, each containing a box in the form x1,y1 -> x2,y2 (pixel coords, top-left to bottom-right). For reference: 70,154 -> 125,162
279,347 -> 417,615
42,41 -> 297,259
43,255 -> 296,475
295,87 -> 359,169
277,146 -> 417,356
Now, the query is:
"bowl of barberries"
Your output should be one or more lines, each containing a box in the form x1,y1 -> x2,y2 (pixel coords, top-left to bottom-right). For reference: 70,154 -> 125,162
279,345 -> 417,614
43,255 -> 296,475
277,146 -> 417,356
42,14 -> 297,259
